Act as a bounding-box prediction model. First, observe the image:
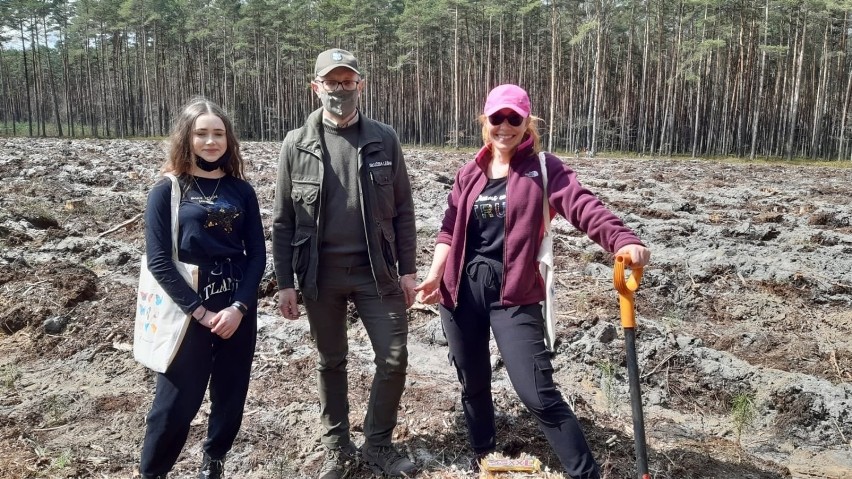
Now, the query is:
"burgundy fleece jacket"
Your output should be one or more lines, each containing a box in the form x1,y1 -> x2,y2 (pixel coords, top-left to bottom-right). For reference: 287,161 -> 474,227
436,136 -> 644,309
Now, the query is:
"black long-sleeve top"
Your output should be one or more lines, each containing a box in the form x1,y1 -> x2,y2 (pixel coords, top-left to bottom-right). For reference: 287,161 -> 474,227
144,174 -> 266,314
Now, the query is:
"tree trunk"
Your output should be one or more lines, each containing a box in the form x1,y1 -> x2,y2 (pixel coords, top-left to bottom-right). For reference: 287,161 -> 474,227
660,0 -> 683,156
692,6 -> 709,158
785,14 -> 806,160
548,1 -> 557,152
19,19 -> 33,136
638,1 -> 650,153
416,26 -> 423,146
30,19 -> 47,136
453,7 -> 459,148
620,0 -> 637,152
590,22 -> 601,156
99,21 -> 110,137
750,0 -> 769,160
809,22 -> 829,158
40,18 -> 62,137
60,1 -> 74,137
0,44 -> 10,134
840,63 -> 852,160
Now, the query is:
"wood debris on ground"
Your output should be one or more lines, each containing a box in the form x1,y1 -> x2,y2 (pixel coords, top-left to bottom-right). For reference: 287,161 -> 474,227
478,452 -> 566,479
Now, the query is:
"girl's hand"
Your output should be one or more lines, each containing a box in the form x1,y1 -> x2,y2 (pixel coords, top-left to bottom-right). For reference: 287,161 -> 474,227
194,306 -> 214,329
210,307 -> 243,339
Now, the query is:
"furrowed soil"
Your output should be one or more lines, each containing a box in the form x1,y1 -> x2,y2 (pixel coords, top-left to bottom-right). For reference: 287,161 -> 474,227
0,138 -> 850,479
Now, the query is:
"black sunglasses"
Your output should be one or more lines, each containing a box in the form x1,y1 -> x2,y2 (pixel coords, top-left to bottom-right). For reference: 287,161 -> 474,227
488,112 -> 524,127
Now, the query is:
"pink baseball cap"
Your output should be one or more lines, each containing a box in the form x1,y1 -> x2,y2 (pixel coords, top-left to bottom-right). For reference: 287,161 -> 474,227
484,84 -> 531,117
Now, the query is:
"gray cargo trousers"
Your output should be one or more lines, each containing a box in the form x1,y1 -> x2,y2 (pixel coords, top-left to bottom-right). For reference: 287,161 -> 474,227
303,262 -> 409,449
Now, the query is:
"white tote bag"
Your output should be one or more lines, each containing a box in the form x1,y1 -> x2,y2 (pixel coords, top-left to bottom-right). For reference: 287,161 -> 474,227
536,152 -> 557,352
133,174 -> 199,373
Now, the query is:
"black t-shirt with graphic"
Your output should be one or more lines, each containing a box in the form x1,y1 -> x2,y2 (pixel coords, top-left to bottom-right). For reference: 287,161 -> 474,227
465,177 -> 507,261
144,174 -> 266,313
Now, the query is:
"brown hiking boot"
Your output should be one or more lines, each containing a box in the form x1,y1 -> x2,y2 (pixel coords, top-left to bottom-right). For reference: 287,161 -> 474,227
318,442 -> 359,479
361,443 -> 417,477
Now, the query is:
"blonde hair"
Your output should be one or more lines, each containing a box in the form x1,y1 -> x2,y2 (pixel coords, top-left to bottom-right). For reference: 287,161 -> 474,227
163,97 -> 245,179
479,114 -> 542,154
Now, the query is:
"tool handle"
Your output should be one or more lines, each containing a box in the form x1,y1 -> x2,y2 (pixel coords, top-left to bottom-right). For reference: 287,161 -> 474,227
614,254 -> 643,328
615,254 -> 652,478
625,330 -> 651,478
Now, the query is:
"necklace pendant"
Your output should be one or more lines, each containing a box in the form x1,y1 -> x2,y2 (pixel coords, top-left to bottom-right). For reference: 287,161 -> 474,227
194,176 -> 222,206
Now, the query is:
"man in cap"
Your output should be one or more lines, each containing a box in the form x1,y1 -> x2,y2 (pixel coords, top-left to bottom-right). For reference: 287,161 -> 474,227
272,48 -> 418,478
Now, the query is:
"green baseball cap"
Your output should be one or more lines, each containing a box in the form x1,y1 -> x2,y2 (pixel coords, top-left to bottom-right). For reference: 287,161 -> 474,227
315,48 -> 361,77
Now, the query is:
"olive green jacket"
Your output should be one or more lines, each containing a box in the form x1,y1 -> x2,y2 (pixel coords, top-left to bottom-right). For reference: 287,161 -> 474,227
271,108 -> 416,300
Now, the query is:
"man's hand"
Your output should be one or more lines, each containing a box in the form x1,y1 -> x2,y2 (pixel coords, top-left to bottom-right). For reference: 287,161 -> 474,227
278,288 -> 300,320
399,273 -> 417,308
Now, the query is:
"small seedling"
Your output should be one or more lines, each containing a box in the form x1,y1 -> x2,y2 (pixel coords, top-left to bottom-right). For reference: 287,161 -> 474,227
731,392 -> 756,445
1,365 -> 21,389
51,450 -> 72,470
574,292 -> 590,315
598,360 -> 617,411
579,251 -> 597,267
270,456 -> 294,479
42,394 -> 67,427
662,308 -> 683,330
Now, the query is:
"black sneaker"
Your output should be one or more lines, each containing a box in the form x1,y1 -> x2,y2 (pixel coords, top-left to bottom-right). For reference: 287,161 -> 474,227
361,443 -> 417,477
198,453 -> 224,479
318,442 -> 359,479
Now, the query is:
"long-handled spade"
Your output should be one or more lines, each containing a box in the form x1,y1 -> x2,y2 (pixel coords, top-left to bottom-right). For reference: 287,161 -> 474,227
613,254 -> 652,479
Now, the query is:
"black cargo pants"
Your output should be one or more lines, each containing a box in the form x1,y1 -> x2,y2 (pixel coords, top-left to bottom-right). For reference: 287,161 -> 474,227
440,255 -> 600,479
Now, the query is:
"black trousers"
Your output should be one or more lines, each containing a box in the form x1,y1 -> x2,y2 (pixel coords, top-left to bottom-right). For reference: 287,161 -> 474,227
440,256 -> 600,479
139,272 -> 256,476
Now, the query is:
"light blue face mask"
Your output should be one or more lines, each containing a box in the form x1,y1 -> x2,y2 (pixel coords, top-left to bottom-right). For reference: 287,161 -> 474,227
319,89 -> 358,118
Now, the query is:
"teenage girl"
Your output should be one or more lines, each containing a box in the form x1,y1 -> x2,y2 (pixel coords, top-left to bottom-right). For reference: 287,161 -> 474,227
139,97 -> 265,479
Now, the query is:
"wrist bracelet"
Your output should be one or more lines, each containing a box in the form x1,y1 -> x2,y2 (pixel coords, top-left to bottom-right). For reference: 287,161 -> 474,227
193,306 -> 207,321
231,301 -> 248,315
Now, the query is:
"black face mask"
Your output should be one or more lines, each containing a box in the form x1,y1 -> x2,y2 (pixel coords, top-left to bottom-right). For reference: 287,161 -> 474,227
195,152 -> 230,172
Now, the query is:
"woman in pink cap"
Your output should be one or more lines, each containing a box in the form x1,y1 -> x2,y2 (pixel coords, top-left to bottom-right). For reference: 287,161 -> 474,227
416,84 -> 650,478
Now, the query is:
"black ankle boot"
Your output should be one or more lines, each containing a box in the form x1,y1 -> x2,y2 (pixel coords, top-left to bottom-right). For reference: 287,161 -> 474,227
198,453 -> 225,479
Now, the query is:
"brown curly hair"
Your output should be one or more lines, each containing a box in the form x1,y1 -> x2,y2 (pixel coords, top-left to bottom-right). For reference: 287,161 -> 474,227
162,97 -> 245,179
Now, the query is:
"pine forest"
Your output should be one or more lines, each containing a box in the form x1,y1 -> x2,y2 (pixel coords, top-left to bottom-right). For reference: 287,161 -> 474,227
3,0 -> 852,161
